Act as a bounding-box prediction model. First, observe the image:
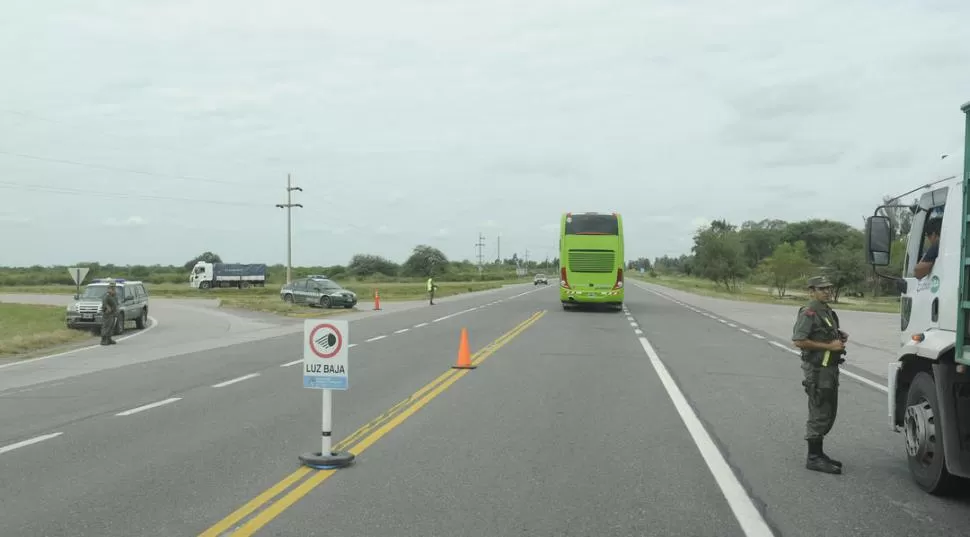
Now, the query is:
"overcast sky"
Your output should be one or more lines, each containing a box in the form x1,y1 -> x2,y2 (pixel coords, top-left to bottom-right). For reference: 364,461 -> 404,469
2,0 -> 969,268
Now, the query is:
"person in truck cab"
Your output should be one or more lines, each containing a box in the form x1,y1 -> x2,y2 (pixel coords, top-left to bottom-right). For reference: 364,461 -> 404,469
913,217 -> 942,279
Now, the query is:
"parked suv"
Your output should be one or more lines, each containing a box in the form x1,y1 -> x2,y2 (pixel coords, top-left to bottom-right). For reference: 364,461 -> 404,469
534,273 -> 549,285
280,277 -> 358,309
66,279 -> 150,334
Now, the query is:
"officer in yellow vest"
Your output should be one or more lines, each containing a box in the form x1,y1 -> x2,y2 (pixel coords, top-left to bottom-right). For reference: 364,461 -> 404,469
427,276 -> 437,305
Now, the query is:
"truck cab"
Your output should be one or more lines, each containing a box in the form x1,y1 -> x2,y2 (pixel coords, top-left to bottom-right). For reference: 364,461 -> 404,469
864,101 -> 970,495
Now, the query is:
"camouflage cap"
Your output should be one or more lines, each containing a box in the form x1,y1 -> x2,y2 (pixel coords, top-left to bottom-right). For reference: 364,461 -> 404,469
806,275 -> 833,289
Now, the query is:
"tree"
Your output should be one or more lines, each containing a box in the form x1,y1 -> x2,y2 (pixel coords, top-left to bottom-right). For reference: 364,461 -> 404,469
820,244 -> 866,302
184,251 -> 222,270
759,241 -> 814,297
402,245 -> 449,277
691,219 -> 748,290
347,254 -> 400,277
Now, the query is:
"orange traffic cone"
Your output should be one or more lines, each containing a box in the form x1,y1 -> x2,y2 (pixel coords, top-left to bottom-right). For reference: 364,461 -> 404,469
373,289 -> 381,310
452,327 -> 476,369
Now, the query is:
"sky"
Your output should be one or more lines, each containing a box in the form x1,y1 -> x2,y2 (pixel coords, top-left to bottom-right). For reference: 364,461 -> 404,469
2,0 -> 969,268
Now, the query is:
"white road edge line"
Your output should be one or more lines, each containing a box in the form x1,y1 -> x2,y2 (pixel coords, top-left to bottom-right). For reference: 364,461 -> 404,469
366,335 -> 387,342
0,432 -> 64,455
116,397 -> 181,416
637,335 -> 775,537
212,373 -> 260,388
0,316 -> 161,370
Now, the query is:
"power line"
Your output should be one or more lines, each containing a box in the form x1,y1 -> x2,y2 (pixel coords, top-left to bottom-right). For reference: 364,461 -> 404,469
0,180 -> 266,207
475,232 -> 486,268
0,149 -> 266,188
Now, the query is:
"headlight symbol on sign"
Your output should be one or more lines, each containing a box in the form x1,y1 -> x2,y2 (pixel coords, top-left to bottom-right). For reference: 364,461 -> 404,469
315,332 -> 338,353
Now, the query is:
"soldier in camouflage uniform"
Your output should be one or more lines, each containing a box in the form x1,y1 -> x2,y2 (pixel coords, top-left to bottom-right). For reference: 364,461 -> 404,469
792,275 -> 847,475
100,282 -> 119,346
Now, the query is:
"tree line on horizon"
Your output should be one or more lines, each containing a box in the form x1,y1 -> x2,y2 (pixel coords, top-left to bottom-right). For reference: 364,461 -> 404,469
0,245 -> 560,287
629,203 -> 914,302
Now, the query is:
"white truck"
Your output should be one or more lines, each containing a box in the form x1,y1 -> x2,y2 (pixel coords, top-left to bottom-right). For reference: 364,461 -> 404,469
189,262 -> 267,289
864,100 -> 970,495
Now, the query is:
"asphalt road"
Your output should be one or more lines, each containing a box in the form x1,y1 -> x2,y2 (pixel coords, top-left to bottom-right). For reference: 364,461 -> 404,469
1,283 -> 968,537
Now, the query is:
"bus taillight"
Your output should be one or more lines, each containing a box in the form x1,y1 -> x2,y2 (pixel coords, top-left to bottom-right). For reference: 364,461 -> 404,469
613,267 -> 624,289
560,267 -> 570,288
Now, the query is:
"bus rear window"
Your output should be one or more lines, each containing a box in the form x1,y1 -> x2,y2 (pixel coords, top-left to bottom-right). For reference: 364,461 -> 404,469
565,214 -> 618,235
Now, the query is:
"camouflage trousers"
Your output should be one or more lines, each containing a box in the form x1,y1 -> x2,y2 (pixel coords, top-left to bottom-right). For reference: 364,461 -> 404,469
100,315 -> 117,340
801,360 -> 840,440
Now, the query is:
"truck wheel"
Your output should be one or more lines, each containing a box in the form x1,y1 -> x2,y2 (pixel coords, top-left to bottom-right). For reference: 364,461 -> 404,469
135,309 -> 147,329
282,294 -> 293,303
904,371 -> 962,495
200,281 -> 211,289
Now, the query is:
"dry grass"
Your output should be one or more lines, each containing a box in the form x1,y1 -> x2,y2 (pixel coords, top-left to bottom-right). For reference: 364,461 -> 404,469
633,273 -> 900,314
0,303 -> 92,357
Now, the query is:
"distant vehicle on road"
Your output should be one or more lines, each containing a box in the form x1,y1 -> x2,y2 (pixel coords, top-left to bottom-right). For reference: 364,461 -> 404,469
66,278 -> 150,334
559,211 -> 624,311
280,277 -> 358,309
189,262 -> 267,289
534,273 -> 549,285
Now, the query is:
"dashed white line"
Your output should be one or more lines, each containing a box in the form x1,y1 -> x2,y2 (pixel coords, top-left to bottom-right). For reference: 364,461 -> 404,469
0,432 -> 64,455
281,359 -> 302,367
637,335 -> 775,537
739,328 -> 751,334
348,343 -> 358,348
212,373 -> 260,388
718,319 -> 728,324
414,322 -> 429,328
727,323 -> 737,328
629,322 -> 638,327
394,328 -> 409,334
116,397 -> 182,416
751,334 -> 766,340
366,335 -> 387,342
634,328 -> 644,335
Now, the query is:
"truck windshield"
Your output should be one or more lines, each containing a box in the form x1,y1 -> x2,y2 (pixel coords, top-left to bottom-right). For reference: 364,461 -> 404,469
79,287 -> 119,299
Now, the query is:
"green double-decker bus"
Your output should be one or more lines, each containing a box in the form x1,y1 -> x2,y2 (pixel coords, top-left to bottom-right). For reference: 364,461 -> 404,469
558,212 -> 625,310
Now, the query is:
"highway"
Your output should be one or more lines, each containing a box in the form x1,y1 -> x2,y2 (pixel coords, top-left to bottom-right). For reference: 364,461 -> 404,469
1,282 -> 968,536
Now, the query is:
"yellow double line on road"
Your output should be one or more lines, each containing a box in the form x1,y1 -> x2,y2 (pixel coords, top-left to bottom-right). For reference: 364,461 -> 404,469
199,310 -> 547,537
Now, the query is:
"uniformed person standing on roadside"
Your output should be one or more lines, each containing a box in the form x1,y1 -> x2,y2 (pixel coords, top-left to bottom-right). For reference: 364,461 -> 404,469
792,275 -> 848,474
427,275 -> 437,306
100,282 -> 119,346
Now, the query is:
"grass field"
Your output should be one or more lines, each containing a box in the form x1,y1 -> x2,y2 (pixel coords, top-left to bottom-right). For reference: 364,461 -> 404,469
0,303 -> 92,357
632,273 -> 900,314
0,280 -> 516,315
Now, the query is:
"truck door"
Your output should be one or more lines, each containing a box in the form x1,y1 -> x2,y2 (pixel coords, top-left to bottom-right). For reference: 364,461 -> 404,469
899,188 -> 948,347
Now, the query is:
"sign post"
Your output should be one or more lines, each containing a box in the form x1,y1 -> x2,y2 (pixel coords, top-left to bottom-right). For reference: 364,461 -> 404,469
67,267 -> 90,298
299,319 -> 355,469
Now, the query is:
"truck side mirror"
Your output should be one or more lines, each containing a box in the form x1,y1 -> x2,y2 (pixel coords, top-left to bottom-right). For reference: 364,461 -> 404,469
865,215 -> 893,266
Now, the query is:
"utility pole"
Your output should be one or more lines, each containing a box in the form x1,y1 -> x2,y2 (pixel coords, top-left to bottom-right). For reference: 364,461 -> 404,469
524,248 -> 530,267
275,173 -> 303,284
496,233 -> 501,264
475,232 -> 486,271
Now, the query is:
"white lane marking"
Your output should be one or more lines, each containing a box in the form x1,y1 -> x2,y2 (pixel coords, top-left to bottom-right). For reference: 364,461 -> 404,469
632,281 -> 891,393
281,359 -> 302,367
637,336 -> 775,537
414,322 -> 429,328
366,335 -> 387,342
634,328 -> 644,335
629,322 -> 638,327
212,373 -> 260,388
727,323 -> 737,328
394,328 -> 409,334
116,397 -> 181,416
0,432 -> 64,455
0,316 -> 161,370
348,343 -> 358,348
718,319 -> 728,324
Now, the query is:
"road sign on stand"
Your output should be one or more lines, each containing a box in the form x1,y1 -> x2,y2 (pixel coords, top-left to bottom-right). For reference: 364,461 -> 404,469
67,267 -> 90,285
299,319 -> 354,470
303,319 -> 349,390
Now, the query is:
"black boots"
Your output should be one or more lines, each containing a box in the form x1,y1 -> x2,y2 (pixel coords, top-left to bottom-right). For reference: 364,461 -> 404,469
806,438 -> 842,474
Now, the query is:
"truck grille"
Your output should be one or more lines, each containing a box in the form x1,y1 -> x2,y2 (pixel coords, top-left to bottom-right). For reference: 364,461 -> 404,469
567,250 -> 615,273
79,304 -> 102,314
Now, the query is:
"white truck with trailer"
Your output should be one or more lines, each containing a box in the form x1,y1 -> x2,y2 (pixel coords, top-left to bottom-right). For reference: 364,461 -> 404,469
189,262 -> 267,289
863,100 -> 970,495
